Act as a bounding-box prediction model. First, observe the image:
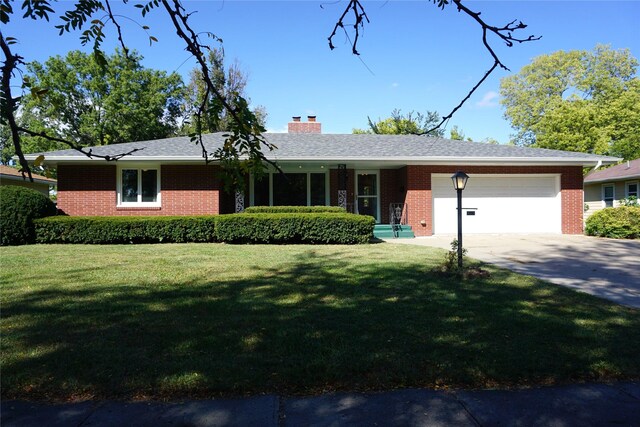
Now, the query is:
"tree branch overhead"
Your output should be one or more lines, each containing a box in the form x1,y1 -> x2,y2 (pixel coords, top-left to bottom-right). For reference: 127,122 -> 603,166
328,0 -> 540,135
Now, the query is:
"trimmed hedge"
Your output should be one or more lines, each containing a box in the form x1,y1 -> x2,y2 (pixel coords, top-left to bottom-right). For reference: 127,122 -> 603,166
35,216 -> 217,244
585,207 -> 640,239
214,213 -> 374,244
1,186 -> 57,246
34,212 -> 374,244
243,206 -> 346,214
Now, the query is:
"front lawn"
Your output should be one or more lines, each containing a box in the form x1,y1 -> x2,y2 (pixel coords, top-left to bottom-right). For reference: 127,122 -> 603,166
1,243 -> 638,400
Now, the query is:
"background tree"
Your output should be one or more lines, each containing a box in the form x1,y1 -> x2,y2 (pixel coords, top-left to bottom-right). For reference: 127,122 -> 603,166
353,109 -> 445,136
449,125 -> 472,141
481,137 -> 500,145
0,0 -> 276,187
182,48 -> 266,134
1,49 -> 184,163
500,45 -> 640,159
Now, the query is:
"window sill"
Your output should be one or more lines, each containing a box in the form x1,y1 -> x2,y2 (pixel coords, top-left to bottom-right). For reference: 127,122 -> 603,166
116,206 -> 162,211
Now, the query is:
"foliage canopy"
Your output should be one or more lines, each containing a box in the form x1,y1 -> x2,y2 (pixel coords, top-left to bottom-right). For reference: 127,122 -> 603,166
500,45 -> 640,160
353,109 -> 445,136
1,49 -> 184,163
181,48 -> 266,135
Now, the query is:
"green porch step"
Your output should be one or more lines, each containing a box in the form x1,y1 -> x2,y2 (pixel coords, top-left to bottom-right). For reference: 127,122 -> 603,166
373,224 -> 415,239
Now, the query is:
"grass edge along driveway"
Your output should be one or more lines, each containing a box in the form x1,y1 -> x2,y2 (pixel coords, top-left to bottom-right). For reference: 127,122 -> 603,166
1,243 -> 638,401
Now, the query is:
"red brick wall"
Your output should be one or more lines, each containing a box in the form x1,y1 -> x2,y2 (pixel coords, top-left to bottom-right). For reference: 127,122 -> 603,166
405,166 -> 432,236
161,165 -> 220,215
380,169 -> 406,223
560,166 -> 584,234
402,165 -> 584,236
57,165 -> 117,216
287,121 -> 322,134
57,164 -> 221,216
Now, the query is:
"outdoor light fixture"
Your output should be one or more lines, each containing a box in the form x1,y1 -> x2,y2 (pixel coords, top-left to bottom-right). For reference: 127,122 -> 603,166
451,171 -> 469,191
451,171 -> 470,269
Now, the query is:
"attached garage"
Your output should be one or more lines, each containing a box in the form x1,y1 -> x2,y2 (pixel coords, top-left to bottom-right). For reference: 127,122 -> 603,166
432,174 -> 562,234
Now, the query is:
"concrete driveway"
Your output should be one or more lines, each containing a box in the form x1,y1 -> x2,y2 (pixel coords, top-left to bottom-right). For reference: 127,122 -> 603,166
387,234 -> 640,309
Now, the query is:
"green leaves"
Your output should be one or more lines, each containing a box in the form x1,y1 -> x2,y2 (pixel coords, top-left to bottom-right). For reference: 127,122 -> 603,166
354,109 -> 445,136
15,49 -> 185,156
55,0 -> 104,34
0,0 -> 13,24
500,45 -> 640,159
134,0 -> 160,18
585,207 -> 640,239
21,0 -> 54,21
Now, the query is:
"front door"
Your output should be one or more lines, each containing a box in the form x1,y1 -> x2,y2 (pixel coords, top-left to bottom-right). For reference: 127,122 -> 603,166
356,171 -> 379,222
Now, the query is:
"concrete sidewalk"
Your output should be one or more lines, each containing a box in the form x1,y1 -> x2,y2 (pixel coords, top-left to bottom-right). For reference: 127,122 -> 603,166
2,382 -> 639,426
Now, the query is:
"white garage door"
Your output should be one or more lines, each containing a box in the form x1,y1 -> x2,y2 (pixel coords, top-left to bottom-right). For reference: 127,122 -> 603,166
432,174 -> 561,234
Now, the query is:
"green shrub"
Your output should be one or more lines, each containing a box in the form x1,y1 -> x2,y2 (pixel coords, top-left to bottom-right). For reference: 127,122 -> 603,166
215,213 -> 374,244
244,206 -> 346,214
585,206 -> 640,239
34,212 -> 373,245
35,216 -> 216,244
0,186 -> 57,246
620,196 -> 639,207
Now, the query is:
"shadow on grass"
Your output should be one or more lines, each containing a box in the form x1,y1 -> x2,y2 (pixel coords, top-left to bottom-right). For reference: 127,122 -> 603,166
1,246 -> 639,400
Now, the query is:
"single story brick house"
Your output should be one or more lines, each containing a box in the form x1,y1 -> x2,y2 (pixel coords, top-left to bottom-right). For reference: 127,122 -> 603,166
0,164 -> 57,196
583,158 -> 639,219
25,116 -> 619,236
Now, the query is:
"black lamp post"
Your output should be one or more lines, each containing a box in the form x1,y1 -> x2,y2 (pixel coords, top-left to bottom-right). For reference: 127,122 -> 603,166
451,171 -> 469,269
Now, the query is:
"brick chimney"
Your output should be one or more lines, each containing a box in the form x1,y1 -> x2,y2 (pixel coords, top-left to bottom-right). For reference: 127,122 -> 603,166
288,115 -> 322,134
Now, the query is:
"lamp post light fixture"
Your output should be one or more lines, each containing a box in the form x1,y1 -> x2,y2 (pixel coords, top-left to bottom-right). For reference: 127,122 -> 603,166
451,171 -> 469,269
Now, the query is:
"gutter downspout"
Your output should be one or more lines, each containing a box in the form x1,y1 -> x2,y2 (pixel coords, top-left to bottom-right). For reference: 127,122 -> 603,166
593,160 -> 603,170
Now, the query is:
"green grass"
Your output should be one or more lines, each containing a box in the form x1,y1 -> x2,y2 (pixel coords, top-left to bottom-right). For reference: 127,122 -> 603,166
1,243 -> 639,401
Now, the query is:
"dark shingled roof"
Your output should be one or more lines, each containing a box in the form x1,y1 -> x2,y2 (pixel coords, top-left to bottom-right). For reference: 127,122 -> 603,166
25,132 -> 619,164
0,165 -> 57,184
584,158 -> 640,183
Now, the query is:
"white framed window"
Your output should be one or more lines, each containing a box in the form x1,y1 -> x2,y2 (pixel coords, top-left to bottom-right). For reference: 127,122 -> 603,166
626,181 -> 638,198
117,165 -> 161,207
602,184 -> 615,208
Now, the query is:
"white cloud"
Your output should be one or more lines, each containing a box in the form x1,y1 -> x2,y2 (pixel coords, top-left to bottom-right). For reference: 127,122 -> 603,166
476,91 -> 499,108
391,82 -> 399,89
266,125 -> 289,133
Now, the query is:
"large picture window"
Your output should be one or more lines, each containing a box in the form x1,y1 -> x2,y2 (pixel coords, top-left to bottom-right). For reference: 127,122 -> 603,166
119,167 -> 160,206
251,171 -> 327,207
273,173 -> 307,206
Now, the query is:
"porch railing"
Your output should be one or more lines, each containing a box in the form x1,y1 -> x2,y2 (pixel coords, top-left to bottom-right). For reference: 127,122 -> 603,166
389,203 -> 408,238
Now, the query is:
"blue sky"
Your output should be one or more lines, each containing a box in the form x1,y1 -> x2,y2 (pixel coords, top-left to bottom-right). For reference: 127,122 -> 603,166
5,1 -> 640,143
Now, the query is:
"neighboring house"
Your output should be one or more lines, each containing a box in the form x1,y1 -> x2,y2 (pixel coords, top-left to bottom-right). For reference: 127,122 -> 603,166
0,164 -> 56,196
24,116 -> 619,236
583,158 -> 640,218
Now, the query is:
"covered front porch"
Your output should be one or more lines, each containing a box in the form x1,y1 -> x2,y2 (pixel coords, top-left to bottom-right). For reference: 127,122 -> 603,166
221,163 -> 416,238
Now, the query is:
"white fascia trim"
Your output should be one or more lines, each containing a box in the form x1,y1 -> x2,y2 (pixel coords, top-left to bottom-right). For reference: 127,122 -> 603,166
271,156 -> 621,166
28,154 -> 622,167
24,155 -> 202,162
